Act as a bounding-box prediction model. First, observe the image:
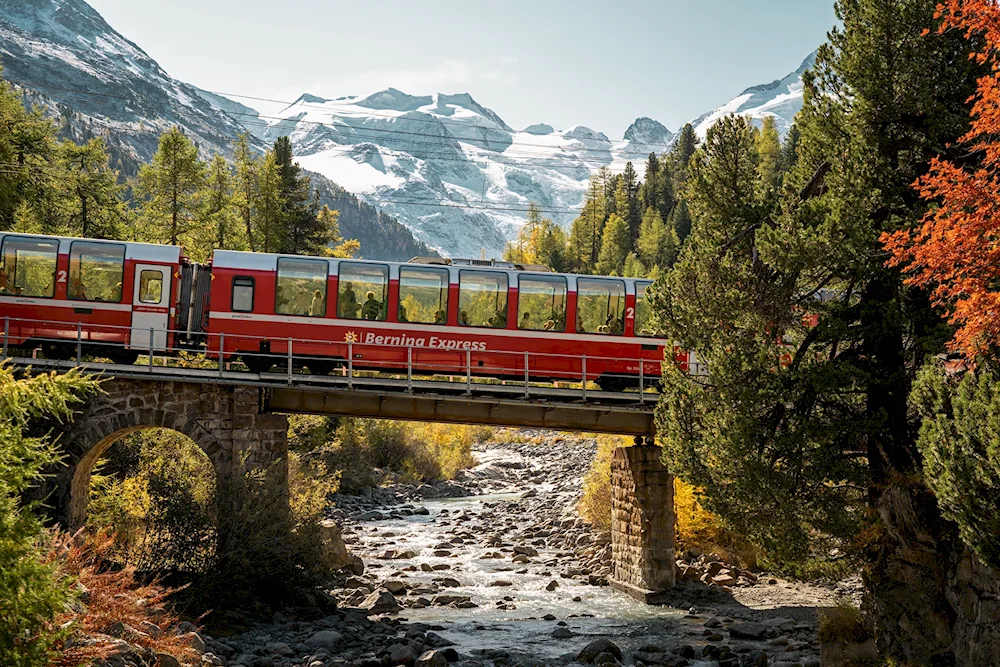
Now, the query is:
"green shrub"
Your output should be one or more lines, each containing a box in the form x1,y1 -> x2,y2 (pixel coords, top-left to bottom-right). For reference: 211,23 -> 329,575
911,363 -> 1000,569
88,429 -> 216,572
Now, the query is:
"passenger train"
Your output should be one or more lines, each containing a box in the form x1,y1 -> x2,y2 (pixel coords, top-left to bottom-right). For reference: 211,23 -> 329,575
0,232 -> 685,391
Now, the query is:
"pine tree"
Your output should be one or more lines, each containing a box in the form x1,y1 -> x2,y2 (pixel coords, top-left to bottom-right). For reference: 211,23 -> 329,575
274,136 -> 325,256
655,0 -> 988,660
135,128 -> 205,246
668,123 -> 698,186
622,252 -> 646,278
639,153 -> 661,213
756,116 -> 782,191
779,123 -> 801,173
596,213 -> 629,276
668,199 -> 692,244
617,161 -> 641,242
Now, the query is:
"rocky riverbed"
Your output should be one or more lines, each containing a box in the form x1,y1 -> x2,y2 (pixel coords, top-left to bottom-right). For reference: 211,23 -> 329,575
187,432 -> 859,667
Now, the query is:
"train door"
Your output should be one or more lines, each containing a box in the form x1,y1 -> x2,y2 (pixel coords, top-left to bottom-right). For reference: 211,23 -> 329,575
129,264 -> 170,351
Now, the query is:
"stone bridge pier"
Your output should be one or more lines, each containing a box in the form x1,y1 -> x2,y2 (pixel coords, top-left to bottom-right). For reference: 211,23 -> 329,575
46,379 -> 289,536
609,445 -> 676,603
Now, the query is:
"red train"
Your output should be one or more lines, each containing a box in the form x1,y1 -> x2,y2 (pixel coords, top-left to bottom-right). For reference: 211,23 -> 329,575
0,232 -> 685,391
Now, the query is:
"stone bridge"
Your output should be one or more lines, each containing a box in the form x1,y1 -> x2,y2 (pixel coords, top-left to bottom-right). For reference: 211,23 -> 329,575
44,376 -> 675,602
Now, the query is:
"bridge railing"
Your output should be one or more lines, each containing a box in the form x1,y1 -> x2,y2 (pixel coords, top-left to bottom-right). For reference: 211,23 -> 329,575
0,316 -> 661,404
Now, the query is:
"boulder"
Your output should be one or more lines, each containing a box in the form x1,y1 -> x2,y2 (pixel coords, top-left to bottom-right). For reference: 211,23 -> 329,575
305,630 -> 342,651
318,519 -> 355,570
388,644 -> 419,665
577,638 -> 622,663
730,623 -> 768,640
156,654 -> 181,667
361,590 -> 400,615
384,580 -> 408,594
415,649 -> 450,666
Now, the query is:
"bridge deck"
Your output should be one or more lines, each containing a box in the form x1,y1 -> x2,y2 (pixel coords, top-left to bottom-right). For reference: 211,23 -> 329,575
8,357 -> 656,435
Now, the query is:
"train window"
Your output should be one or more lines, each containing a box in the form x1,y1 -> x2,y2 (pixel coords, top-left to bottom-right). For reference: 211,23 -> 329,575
338,262 -> 388,321
576,278 -> 626,335
635,281 -> 655,337
232,276 -> 254,312
0,236 -> 58,298
517,275 -> 567,332
399,266 -> 449,324
138,270 -> 163,304
276,257 -> 328,317
68,241 -> 124,302
459,270 -> 508,329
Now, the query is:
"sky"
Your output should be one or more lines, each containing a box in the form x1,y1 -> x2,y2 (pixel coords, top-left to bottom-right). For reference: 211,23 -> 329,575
86,0 -> 837,139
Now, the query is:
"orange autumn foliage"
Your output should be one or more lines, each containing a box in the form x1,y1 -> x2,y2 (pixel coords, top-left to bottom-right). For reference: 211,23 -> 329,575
883,0 -> 1000,359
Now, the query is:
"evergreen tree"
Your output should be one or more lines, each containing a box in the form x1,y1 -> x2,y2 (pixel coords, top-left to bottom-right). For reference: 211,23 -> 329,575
59,138 -> 126,239
317,205 -> 360,258
195,155 -> 242,260
135,128 -> 205,246
622,252 -> 646,278
254,150 -> 285,254
668,199 -> 692,244
654,0 -> 987,660
756,116 -> 782,191
232,133 -> 257,252
274,136 -> 325,256
617,161 -> 641,242
596,213 -> 629,275
639,153 -> 661,213
0,66 -> 60,231
568,175 -> 607,272
637,206 -> 678,271
668,123 -> 698,186
779,123 -> 801,173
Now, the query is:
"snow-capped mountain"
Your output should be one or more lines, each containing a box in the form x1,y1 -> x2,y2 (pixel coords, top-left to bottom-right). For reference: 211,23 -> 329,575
0,0 -> 253,167
249,91 -> 675,257
692,51 -> 816,138
0,0 -> 816,259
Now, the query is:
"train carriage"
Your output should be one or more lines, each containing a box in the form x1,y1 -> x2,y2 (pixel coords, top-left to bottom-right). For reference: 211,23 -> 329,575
0,232 -> 187,362
207,251 -> 677,390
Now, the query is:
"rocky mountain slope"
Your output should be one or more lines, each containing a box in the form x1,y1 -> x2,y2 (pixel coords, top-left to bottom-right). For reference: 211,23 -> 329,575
0,0 -> 815,259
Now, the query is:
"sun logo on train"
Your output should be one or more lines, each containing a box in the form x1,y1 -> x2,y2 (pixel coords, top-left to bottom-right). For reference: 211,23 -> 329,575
343,331 -> 358,343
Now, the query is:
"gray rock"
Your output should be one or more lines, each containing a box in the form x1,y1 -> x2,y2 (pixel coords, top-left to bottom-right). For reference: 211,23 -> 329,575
730,622 -> 768,640
155,654 -> 181,667
552,627 -> 575,638
361,590 -> 400,614
415,649 -> 449,666
389,644 -> 419,664
577,638 -> 622,663
186,632 -> 207,653
740,650 -> 768,667
305,630 -> 343,651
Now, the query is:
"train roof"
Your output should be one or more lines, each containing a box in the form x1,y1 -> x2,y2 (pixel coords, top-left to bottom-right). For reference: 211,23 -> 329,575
211,249 -> 654,286
0,231 -> 183,263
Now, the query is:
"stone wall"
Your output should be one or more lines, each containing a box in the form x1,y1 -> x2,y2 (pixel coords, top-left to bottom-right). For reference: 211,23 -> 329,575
45,379 -> 288,528
609,445 -> 675,602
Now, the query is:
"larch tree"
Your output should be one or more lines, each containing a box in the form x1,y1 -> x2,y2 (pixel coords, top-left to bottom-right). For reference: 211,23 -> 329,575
231,133 -> 258,252
135,128 -> 205,246
596,213 -> 629,276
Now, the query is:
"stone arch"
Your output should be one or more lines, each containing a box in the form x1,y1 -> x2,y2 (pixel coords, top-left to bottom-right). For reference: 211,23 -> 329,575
48,379 -> 289,529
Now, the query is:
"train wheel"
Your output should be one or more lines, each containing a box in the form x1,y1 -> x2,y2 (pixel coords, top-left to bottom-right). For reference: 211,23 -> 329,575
596,375 -> 628,393
40,342 -> 74,360
306,360 -> 338,376
107,347 -> 139,365
241,355 -> 275,374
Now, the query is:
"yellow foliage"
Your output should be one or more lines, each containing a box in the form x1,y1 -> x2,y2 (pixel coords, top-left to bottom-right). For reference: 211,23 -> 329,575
578,434 -> 633,531
674,478 -> 724,546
